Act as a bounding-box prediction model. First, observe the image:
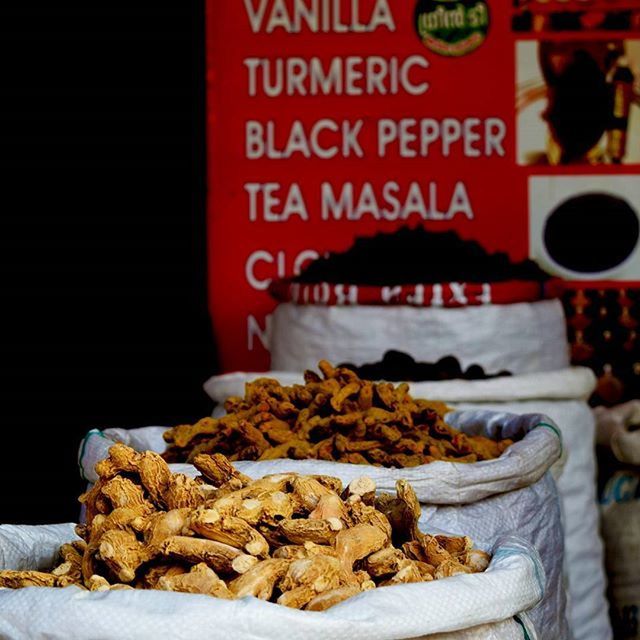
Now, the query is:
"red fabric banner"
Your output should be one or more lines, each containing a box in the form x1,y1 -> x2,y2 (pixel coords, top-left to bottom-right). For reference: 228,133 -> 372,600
206,0 -> 640,372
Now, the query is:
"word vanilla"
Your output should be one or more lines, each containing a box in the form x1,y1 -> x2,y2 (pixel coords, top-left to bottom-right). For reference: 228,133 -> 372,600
244,0 -> 395,34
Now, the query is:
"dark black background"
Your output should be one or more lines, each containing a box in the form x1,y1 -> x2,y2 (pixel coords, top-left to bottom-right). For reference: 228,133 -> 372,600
0,2 -> 216,523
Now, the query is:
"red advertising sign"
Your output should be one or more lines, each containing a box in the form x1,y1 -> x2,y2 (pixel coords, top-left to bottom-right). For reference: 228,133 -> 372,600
207,0 -> 640,374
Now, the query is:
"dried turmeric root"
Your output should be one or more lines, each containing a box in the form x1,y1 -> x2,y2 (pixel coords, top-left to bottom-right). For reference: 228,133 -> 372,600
162,360 -> 513,466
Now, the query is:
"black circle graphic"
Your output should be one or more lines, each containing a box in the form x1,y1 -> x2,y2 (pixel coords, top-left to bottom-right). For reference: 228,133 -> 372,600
543,192 -> 639,274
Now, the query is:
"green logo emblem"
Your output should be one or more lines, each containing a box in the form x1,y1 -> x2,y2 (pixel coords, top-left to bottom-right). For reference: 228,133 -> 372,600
415,0 -> 490,57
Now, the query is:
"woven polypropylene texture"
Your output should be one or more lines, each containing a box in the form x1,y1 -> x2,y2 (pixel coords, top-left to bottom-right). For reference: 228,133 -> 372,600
0,527 -> 542,640
458,399 -> 610,640
270,300 -> 570,375
0,523 -> 78,571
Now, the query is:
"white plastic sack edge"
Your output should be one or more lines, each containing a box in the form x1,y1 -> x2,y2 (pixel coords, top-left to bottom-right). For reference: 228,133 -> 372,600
203,367 -> 595,405
0,523 -> 543,640
78,410 -> 562,506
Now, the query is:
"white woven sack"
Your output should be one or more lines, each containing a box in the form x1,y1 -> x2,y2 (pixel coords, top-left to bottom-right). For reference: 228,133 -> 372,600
438,393 -> 609,640
397,368 -> 607,640
269,300 -> 570,375
0,524 -> 542,640
202,367 -> 607,640
79,410 -> 566,639
80,411 -> 561,506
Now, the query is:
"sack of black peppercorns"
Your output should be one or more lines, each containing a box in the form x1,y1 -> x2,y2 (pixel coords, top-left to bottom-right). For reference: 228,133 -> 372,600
268,227 -> 565,376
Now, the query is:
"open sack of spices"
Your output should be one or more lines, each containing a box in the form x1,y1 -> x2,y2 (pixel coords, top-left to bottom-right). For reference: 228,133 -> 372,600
0,445 -> 543,640
266,227 -> 567,376
82,361 -> 561,504
79,362 -> 567,638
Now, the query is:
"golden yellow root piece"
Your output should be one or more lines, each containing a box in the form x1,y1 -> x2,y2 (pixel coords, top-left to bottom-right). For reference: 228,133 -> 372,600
190,508 -> 270,557
229,558 -> 289,599
161,536 -> 258,575
305,584 -> 363,611
158,563 -> 234,599
0,570 -> 60,589
279,518 -> 342,545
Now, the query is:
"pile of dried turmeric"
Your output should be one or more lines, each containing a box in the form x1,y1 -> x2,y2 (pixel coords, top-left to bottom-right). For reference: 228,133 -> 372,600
163,360 -> 513,466
0,444 -> 491,609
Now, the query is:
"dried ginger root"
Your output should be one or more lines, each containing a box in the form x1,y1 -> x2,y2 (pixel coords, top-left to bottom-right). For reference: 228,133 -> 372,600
229,558 -> 289,599
162,360 -> 514,466
190,508 -> 270,557
305,583 -> 366,611
365,547 -> 408,577
279,517 -> 342,545
335,524 -> 388,573
87,574 -> 133,592
0,570 -> 60,589
278,554 -> 347,606
138,562 -> 188,589
158,562 -> 234,599
161,536 -> 259,575
51,541 -> 85,586
97,529 -> 148,582
2,447 -> 491,611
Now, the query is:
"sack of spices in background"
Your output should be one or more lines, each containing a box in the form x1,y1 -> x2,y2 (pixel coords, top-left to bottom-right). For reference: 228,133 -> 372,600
266,226 -> 566,376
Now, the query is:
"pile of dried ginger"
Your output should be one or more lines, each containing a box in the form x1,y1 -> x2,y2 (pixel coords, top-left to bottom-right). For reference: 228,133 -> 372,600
0,444 -> 490,609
